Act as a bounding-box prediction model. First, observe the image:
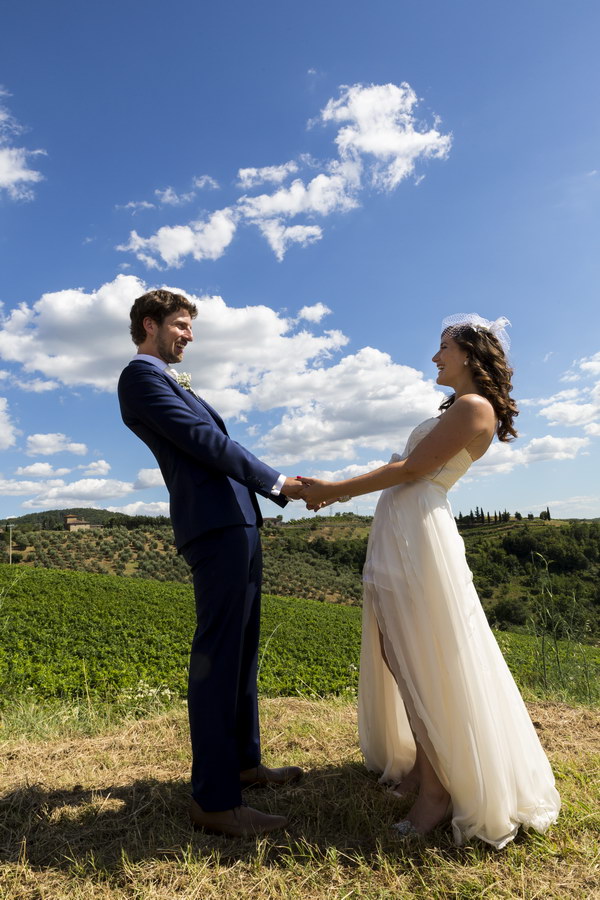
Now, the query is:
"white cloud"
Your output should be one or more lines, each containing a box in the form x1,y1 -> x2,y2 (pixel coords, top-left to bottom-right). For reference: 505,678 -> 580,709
134,467 -> 165,489
118,200 -> 156,213
193,175 -> 219,190
320,82 -> 452,190
256,221 -> 323,261
154,186 -> 196,206
106,500 -> 170,516
237,161 -> 299,189
580,351 -> 600,376
0,148 -> 45,201
536,354 -> 600,430
254,347 -> 442,464
15,462 -> 71,477
0,87 -> 45,201
0,273 -> 144,390
545,494 -> 600,515
0,478 -> 57,495
20,477 -> 135,510
0,397 -> 17,449
26,433 -> 88,456
539,400 -> 597,427
118,208 -> 238,268
0,275 -> 349,397
239,161 -> 361,221
298,302 -> 331,323
118,82 -> 450,267
471,434 -> 590,477
520,388 -> 582,407
18,378 -> 60,392
81,459 -> 111,476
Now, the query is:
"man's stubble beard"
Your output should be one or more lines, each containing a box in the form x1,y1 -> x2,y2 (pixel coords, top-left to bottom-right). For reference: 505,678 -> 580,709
156,334 -> 184,365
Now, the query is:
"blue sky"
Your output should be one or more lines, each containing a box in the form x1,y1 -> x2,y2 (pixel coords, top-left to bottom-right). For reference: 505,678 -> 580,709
1,0 -> 599,522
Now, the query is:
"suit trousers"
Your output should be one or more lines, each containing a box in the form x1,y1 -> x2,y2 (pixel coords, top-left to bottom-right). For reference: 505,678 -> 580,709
181,525 -> 262,811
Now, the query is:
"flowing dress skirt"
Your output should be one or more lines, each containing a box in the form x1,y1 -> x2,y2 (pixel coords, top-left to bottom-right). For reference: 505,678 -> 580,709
358,478 -> 561,848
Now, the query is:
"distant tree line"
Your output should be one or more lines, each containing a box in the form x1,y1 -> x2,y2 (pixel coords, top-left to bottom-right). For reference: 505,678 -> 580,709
456,507 -> 552,527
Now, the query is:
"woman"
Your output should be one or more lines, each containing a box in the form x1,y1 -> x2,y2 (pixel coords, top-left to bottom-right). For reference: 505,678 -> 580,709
299,314 -> 560,847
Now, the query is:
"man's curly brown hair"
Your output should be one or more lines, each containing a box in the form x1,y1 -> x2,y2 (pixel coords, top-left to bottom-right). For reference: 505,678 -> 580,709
129,289 -> 197,346
439,326 -> 519,442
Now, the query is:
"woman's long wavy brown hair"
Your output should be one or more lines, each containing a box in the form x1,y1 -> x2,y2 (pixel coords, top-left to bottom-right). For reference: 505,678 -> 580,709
439,326 -> 519,442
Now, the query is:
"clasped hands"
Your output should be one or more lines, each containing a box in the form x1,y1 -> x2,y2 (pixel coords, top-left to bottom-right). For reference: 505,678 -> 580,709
281,476 -> 347,511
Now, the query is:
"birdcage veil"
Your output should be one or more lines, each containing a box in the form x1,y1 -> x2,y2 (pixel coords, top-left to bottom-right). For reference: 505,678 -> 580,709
441,313 -> 511,356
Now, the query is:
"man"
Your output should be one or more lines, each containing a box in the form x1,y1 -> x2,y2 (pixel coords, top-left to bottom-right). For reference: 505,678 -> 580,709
118,289 -> 304,837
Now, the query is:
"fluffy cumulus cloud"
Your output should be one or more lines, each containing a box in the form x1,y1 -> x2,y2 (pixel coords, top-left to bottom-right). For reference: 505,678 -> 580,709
81,459 -> 111,476
471,434 -> 590,477
237,161 -> 299,189
3,461 -> 165,513
254,347 -> 442,464
0,274 -> 143,389
0,87 -> 45,201
320,82 -> 452,190
194,175 -> 220,190
154,186 -> 196,206
255,221 -> 323,261
298,302 -> 332,323
134,467 -> 165,489
25,433 -> 87,457
20,477 -> 135,510
118,81 -> 451,267
535,353 -> 600,434
107,500 -> 170,516
25,433 -> 88,456
118,208 -> 238,269
15,462 -> 71,477
0,397 -> 17,449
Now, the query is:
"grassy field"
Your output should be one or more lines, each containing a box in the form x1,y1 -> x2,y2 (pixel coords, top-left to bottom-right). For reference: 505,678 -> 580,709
0,697 -> 598,899
1,564 -> 598,705
1,562 -> 599,897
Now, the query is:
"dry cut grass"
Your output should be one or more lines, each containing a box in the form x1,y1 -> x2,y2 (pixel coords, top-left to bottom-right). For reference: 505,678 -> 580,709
0,698 -> 598,899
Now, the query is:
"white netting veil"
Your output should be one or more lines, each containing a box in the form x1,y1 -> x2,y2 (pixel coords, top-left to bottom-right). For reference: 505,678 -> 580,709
441,313 -> 511,356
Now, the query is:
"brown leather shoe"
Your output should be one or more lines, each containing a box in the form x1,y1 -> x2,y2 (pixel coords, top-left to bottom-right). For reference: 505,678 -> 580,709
239,763 -> 304,787
190,798 -> 287,837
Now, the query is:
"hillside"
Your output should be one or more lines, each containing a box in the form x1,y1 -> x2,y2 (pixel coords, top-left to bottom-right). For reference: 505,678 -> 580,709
0,564 -> 597,706
1,513 -> 599,640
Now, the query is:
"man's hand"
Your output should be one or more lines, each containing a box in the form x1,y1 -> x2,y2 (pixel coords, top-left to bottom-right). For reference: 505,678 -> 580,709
281,476 -> 305,499
297,477 -> 340,509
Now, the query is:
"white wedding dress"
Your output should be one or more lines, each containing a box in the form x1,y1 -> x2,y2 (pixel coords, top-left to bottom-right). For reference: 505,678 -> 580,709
358,418 -> 560,848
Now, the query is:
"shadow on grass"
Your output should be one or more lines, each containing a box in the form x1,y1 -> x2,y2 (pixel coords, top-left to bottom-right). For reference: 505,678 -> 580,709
0,762 -> 500,874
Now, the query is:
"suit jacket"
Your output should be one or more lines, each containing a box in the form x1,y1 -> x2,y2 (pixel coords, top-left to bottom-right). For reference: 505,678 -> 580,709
118,359 -> 287,549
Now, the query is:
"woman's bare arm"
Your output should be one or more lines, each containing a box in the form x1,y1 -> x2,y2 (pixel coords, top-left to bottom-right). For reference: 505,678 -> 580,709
299,395 -> 495,507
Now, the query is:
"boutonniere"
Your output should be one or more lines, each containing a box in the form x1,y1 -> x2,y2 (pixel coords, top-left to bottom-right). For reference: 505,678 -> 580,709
174,371 -> 192,390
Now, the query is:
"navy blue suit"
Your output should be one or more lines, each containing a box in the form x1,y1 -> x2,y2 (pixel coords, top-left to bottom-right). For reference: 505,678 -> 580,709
118,358 -> 287,810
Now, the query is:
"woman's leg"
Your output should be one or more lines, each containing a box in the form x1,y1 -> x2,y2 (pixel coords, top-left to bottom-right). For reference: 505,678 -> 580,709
378,628 -> 419,794
403,741 -> 451,833
378,627 -> 450,831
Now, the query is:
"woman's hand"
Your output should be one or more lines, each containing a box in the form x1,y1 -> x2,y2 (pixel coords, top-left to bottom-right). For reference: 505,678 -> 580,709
297,477 -> 341,510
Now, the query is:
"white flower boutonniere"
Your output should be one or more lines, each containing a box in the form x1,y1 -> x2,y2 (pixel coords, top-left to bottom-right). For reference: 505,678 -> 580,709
174,371 -> 192,391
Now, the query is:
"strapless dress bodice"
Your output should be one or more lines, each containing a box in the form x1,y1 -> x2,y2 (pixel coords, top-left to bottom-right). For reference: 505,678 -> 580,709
389,417 -> 473,491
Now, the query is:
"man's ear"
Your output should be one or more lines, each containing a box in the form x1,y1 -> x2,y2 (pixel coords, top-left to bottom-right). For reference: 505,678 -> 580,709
142,316 -> 157,338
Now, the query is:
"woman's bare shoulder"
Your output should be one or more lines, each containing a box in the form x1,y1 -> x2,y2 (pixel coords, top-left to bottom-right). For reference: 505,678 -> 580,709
452,393 -> 495,418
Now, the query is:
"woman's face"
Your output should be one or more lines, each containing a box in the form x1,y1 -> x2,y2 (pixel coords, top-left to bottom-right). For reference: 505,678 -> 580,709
432,332 -> 468,387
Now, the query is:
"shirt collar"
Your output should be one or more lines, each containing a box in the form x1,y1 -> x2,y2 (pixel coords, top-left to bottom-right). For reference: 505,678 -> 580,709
132,353 -> 169,372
